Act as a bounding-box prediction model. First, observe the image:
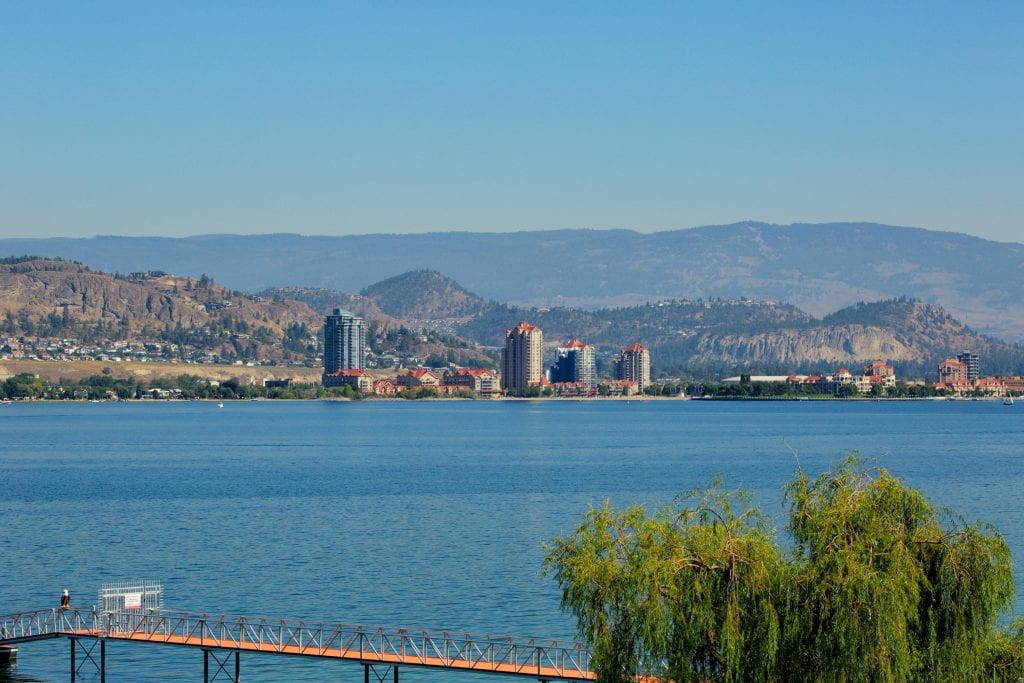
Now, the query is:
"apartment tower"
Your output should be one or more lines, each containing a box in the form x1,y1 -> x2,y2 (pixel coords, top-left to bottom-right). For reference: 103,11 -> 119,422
957,351 -> 979,383
549,339 -> 596,388
615,342 -> 651,392
501,321 -> 543,392
323,308 -> 366,376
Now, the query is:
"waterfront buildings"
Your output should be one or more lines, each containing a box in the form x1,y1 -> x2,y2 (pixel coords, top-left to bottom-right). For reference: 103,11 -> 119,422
937,357 -> 968,387
322,368 -> 372,392
957,351 -> 980,383
936,352 -> 1006,396
396,368 -> 442,389
443,368 -> 501,397
322,309 -> 366,385
614,343 -> 650,393
549,339 -> 596,388
500,321 -> 543,392
722,360 -> 898,395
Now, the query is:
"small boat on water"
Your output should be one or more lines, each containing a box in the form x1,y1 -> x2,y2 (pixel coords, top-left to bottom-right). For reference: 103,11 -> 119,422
1004,394 -> 1014,406
217,402 -> 224,408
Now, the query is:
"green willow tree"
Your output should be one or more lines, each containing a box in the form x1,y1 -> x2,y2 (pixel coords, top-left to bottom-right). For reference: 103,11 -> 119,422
544,486 -> 782,682
544,457 -> 1024,682
782,460 -> 1014,681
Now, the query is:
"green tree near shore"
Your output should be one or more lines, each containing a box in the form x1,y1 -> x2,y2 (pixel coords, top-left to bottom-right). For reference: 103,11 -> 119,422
544,457 -> 1024,682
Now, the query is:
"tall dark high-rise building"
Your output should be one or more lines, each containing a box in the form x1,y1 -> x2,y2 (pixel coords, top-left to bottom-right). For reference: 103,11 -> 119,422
323,309 -> 366,377
549,339 -> 596,388
957,351 -> 979,383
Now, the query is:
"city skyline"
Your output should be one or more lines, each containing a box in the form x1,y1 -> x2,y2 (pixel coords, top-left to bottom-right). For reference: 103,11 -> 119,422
2,3 -> 1022,244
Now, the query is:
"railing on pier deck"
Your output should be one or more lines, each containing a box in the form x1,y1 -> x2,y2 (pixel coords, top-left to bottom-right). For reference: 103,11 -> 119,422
0,607 -> 100,644
1,607 -> 595,681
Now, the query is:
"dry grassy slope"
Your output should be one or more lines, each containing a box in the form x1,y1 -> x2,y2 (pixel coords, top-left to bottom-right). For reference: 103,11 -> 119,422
0,359 -> 323,384
0,260 -> 322,334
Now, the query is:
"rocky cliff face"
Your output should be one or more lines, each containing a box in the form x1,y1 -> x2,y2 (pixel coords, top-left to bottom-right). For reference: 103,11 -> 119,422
0,264 -> 194,326
0,259 -> 321,337
689,325 -> 916,366
683,300 -> 1023,374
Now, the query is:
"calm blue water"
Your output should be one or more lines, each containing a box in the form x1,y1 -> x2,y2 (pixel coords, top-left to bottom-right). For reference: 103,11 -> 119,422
2,399 -> 1023,681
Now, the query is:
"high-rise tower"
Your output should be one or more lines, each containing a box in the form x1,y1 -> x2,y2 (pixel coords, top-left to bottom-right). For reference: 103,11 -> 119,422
615,342 -> 651,392
549,339 -> 596,388
501,321 -> 543,392
957,351 -> 979,383
323,309 -> 366,377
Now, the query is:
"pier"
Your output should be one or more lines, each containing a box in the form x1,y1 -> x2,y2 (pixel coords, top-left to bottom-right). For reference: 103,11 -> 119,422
0,605 -> 595,682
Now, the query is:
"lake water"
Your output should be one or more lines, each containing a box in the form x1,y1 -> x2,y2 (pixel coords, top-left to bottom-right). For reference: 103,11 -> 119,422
2,399 -> 1023,681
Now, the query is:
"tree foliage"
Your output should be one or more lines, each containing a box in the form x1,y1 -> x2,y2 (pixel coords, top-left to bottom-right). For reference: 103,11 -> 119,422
545,456 -> 1022,682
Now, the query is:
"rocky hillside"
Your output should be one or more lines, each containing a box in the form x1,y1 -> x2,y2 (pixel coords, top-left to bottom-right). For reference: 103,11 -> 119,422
360,270 -> 488,320
0,258 -> 322,364
52,259 -> 1015,379
260,286 -> 396,322
308,270 -> 1024,378
258,282 -> 496,369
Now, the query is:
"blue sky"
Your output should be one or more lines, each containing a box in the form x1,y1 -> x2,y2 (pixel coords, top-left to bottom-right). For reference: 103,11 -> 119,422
1,2 -> 1021,242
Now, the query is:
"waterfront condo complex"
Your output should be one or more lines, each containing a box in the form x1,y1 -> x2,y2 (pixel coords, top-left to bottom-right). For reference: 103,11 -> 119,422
549,339 -> 596,388
500,321 -> 544,392
322,309 -> 366,386
615,343 -> 651,393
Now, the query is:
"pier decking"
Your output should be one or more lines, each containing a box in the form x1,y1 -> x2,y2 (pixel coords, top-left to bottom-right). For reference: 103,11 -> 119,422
0,606 -> 595,681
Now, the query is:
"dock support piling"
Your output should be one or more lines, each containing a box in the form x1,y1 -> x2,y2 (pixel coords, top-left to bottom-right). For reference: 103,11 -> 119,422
204,648 -> 239,682
363,664 -> 398,683
69,638 -> 105,683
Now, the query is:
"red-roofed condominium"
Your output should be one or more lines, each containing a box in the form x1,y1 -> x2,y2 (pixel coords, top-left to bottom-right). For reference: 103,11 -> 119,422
615,343 -> 651,393
549,339 -> 596,388
501,322 -> 543,392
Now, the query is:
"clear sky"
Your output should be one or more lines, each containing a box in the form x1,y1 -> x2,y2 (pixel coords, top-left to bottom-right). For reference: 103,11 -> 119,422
1,2 -> 1022,242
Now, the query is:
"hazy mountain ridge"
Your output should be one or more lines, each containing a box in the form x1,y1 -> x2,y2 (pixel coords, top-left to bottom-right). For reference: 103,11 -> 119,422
4,222 -> 1022,341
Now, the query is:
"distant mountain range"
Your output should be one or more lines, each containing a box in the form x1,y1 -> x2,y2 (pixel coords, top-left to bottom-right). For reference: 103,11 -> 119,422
3,222 -> 1023,342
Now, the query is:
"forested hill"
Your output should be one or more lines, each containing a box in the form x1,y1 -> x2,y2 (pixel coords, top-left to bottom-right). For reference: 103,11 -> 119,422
3,222 -> 1023,341
360,270 -> 488,320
